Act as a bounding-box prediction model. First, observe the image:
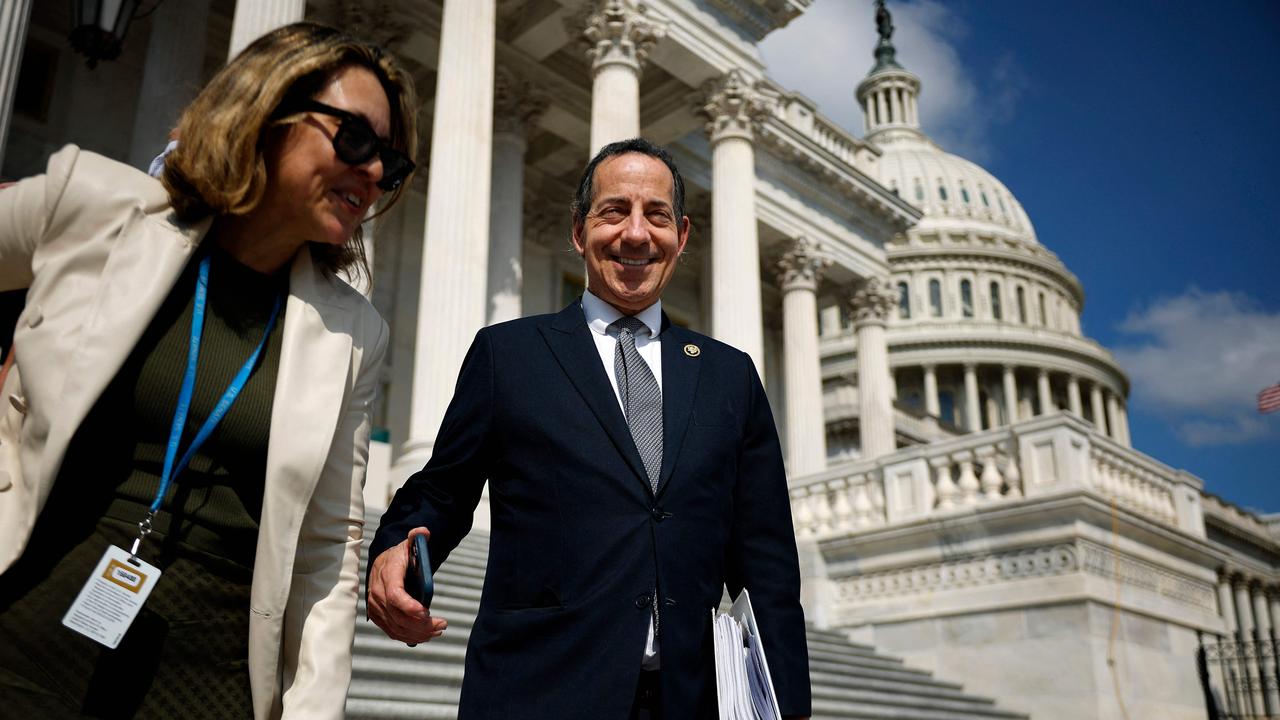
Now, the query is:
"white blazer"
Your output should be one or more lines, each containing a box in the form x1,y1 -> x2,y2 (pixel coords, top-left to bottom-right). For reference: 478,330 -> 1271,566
0,145 -> 388,719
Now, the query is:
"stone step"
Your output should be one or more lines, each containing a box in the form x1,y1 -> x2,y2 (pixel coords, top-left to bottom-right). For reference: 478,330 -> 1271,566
348,518 -> 1029,720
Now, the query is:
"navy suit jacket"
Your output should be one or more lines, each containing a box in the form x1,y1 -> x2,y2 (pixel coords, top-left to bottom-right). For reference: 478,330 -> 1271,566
370,300 -> 811,719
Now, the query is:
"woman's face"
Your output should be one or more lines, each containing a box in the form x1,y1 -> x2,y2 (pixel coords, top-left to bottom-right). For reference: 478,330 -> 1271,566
260,65 -> 394,248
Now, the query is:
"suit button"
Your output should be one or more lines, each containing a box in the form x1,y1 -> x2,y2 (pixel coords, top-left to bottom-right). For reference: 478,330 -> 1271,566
0,470 -> 10,492
9,395 -> 26,414
635,593 -> 652,609
650,507 -> 665,522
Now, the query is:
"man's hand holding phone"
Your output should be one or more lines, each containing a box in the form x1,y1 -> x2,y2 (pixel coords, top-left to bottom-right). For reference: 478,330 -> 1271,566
367,527 -> 448,646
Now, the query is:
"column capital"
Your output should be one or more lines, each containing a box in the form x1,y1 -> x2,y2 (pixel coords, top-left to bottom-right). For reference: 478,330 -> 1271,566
699,68 -> 776,144
581,0 -> 666,76
847,276 -> 898,327
774,236 -> 831,291
493,67 -> 549,136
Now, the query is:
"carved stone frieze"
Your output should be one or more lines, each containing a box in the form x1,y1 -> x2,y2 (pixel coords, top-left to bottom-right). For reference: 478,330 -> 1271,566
699,68 -> 776,144
847,276 -> 898,325
580,0 -> 667,75
831,539 -> 1218,614
493,67 -> 549,136
774,236 -> 831,290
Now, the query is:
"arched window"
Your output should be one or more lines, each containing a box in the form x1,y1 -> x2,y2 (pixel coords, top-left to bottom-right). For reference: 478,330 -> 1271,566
990,281 -> 1002,320
1016,286 -> 1027,323
980,189 -> 990,207
897,281 -> 911,319
929,279 -> 942,317
960,183 -> 971,204
960,279 -> 974,317
914,179 -> 924,202
998,194 -> 1007,213
1038,291 -> 1048,326
937,181 -> 948,202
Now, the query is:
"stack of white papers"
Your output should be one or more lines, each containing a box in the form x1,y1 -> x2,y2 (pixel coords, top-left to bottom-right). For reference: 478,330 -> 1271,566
712,589 -> 781,720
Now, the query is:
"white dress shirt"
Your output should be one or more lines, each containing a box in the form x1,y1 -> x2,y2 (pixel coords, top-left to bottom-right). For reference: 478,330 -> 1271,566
580,288 -> 663,669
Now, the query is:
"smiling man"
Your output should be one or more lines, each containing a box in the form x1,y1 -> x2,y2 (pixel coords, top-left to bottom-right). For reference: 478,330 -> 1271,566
366,138 -> 811,720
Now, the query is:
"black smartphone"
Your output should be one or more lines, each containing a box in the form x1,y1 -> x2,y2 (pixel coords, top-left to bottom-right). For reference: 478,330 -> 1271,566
406,534 -> 434,609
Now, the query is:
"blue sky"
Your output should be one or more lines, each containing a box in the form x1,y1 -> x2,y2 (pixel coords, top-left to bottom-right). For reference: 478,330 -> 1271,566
761,1 -> 1280,512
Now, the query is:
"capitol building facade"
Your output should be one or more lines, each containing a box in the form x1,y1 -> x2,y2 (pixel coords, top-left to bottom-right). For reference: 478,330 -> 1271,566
3,1 -> 1277,718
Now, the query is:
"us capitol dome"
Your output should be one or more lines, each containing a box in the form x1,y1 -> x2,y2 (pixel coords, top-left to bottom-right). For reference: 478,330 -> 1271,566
821,15 -> 1131,458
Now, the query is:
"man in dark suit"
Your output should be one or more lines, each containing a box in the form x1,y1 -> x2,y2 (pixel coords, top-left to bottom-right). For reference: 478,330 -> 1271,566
367,138 -> 811,720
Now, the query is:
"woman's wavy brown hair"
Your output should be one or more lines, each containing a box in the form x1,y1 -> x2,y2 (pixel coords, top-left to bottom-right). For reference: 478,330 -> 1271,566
162,22 -> 418,279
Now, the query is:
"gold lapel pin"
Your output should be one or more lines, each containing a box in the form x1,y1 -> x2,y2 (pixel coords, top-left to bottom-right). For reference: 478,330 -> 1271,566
683,343 -> 700,357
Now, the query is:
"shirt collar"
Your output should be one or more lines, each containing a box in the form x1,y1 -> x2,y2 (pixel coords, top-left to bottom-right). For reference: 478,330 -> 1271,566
582,289 -> 663,339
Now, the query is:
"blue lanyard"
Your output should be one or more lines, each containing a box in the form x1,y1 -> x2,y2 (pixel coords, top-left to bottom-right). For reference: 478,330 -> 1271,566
129,254 -> 283,559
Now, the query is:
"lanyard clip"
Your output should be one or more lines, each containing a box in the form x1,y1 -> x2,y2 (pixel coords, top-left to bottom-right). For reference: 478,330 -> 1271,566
128,512 -> 155,564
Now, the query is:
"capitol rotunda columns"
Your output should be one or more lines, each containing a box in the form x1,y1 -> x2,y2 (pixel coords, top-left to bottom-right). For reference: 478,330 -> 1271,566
850,278 -> 898,459
923,364 -> 940,418
394,0 -> 497,479
228,0 -> 305,59
963,364 -> 981,431
0,0 -> 31,171
1002,365 -> 1018,426
775,237 -> 831,476
1106,393 -> 1122,443
1066,375 -> 1083,417
1090,384 -> 1107,434
1036,369 -> 1054,416
487,69 -> 547,326
1217,571 -> 1239,637
700,69 -> 774,375
583,0 -> 664,154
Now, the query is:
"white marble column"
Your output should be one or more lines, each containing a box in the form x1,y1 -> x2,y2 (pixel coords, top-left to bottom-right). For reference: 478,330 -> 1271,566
1117,400 -> 1132,446
127,0 -> 211,170
1090,384 -> 1107,434
487,69 -> 546,326
1066,375 -> 1083,417
1270,591 -> 1280,641
775,238 -> 831,476
0,0 -> 32,172
393,0 -> 497,479
1219,573 -> 1240,636
1253,585 -> 1280,714
850,278 -> 898,459
583,0 -> 664,154
1106,393 -> 1121,443
227,0 -> 305,59
1037,369 -> 1053,416
1002,365 -> 1018,426
923,364 -> 940,418
701,69 -> 774,376
963,364 -> 981,432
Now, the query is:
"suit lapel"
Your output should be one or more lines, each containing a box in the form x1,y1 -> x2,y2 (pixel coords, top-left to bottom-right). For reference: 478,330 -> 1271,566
539,301 -> 652,493
43,210 -> 207,489
255,245 -> 353,612
656,319 -> 699,497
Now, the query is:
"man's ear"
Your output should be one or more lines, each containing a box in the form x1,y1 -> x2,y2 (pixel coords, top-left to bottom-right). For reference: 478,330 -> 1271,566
676,216 -> 691,256
571,220 -> 586,256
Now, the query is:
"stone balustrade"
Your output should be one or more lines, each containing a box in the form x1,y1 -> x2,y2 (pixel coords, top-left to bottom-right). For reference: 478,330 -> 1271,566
790,413 -> 1207,539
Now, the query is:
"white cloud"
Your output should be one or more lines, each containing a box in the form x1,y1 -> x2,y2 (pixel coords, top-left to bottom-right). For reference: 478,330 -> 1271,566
758,0 -> 1024,161
1112,289 -> 1280,447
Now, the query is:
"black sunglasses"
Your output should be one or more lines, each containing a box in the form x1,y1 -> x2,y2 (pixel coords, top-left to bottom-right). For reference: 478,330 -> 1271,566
284,99 -> 414,192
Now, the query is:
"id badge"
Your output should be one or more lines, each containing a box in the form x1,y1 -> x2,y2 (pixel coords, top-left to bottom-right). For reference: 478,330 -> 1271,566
61,546 -> 161,649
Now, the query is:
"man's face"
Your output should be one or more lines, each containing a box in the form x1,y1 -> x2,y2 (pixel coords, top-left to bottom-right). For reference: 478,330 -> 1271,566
572,152 -> 690,316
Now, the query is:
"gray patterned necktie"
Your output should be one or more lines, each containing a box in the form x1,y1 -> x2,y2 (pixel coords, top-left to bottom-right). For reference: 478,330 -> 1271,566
610,316 -> 663,491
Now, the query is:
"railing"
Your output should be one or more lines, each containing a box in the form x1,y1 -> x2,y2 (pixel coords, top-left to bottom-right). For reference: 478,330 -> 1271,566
1088,442 -> 1178,525
791,429 -> 1021,539
1199,633 -> 1280,719
789,414 -> 1206,539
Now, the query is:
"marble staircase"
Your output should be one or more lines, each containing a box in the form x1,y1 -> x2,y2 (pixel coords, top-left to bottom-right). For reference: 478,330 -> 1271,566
346,523 -> 1030,720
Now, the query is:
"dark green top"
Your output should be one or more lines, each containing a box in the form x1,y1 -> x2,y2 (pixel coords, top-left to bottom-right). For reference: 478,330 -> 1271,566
0,243 -> 287,717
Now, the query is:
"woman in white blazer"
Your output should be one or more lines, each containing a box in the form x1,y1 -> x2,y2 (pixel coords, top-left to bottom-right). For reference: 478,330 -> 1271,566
0,23 -> 417,719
